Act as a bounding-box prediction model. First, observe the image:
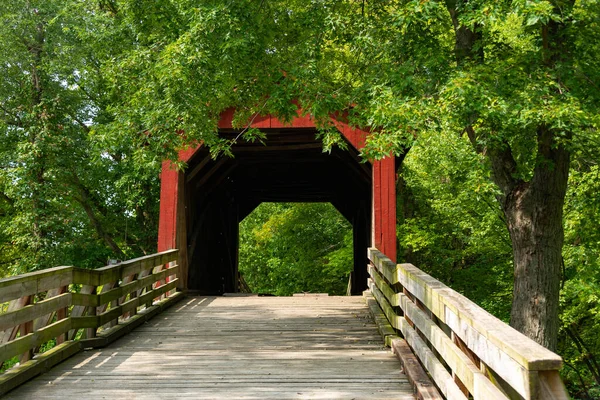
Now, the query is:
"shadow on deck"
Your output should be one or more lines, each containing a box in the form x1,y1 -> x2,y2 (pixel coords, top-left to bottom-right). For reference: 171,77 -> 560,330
5,296 -> 414,399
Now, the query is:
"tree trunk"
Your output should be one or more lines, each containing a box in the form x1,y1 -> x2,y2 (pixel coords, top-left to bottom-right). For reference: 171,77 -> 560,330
450,0 -> 572,348
493,127 -> 570,351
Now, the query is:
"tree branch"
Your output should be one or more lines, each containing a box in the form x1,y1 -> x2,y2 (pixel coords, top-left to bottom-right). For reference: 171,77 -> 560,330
70,171 -> 125,258
465,125 -> 521,202
566,325 -> 600,386
0,103 -> 24,128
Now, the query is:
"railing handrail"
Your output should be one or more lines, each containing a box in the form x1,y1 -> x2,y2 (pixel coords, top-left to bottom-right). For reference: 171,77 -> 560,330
369,248 -> 561,370
0,250 -> 179,303
367,247 -> 568,400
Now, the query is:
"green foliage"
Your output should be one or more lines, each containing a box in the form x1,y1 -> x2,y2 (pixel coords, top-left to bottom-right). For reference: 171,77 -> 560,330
398,130 -> 513,320
0,0 -> 161,277
239,203 -> 353,296
559,163 -> 600,398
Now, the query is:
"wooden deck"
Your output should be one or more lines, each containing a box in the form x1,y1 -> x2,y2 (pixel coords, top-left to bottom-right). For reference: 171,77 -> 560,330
5,295 -> 414,399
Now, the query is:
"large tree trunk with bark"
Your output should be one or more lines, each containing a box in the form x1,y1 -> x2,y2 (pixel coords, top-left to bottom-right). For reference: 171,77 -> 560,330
489,127 -> 570,351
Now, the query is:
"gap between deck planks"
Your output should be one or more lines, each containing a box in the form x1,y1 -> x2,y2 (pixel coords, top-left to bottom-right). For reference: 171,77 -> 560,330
5,296 -> 414,400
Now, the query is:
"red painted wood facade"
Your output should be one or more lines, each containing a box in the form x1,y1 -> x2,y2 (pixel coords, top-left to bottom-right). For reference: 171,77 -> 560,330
158,108 -> 396,292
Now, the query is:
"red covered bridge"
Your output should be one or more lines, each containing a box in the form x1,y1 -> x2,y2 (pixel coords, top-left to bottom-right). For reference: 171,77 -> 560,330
0,107 -> 569,399
157,107 -> 397,295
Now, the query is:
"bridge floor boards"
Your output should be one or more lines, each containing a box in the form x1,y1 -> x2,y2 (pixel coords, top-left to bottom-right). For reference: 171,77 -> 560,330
6,295 -> 414,399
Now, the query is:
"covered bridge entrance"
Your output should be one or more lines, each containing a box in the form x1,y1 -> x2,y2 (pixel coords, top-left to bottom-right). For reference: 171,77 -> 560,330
157,109 -> 397,295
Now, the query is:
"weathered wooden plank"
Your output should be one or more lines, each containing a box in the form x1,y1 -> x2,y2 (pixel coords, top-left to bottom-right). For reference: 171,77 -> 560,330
33,288 -> 63,335
119,274 -> 136,320
67,285 -> 95,341
1,297 -> 31,345
399,293 -> 509,400
537,371 -> 569,400
444,302 -> 534,399
391,338 -> 443,399
397,316 -> 468,400
79,291 -> 184,349
367,264 -> 399,307
70,280 -> 179,330
97,265 -> 179,307
135,279 -> 178,309
0,267 -> 73,304
70,265 -> 179,309
72,250 -> 178,287
368,282 -> 485,398
363,292 -> 397,346
0,293 -> 71,332
0,318 -> 71,362
118,250 -> 179,281
368,279 -> 400,329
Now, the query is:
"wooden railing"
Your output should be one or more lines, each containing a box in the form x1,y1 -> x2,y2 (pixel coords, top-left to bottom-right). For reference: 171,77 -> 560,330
367,247 -> 568,400
0,250 -> 182,395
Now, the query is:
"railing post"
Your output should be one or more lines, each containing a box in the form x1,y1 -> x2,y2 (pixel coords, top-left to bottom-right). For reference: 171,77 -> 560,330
109,280 -> 119,328
167,261 -> 177,297
56,286 -> 68,345
130,273 -> 138,317
19,295 -> 34,364
86,286 -> 98,339
145,270 -> 154,309
121,273 -> 137,320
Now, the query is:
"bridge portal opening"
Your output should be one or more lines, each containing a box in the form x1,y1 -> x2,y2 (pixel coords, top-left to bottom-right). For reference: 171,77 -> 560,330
238,202 -> 354,296
181,128 -> 372,295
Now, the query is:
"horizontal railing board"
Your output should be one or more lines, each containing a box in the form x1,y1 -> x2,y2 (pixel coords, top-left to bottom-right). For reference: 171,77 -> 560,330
70,250 -> 179,287
369,280 -> 496,400
81,250 -> 179,286
398,314 -> 469,400
0,267 -> 74,304
79,291 -> 184,349
70,265 -> 179,308
0,292 -> 184,396
367,279 -> 400,329
0,293 -> 72,332
0,249 -> 179,358
443,300 -> 535,399
364,290 -> 444,399
368,248 -> 562,372
0,249 -> 180,398
391,338 -> 444,400
0,251 -> 179,304
398,293 -> 509,400
368,247 -> 568,400
367,265 -> 398,306
135,279 -> 178,309
98,265 -> 179,306
0,318 -> 71,362
363,292 -> 397,345
70,279 -> 179,330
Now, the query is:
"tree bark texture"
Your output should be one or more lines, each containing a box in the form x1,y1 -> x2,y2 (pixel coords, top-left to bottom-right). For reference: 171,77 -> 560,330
490,127 -> 570,351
